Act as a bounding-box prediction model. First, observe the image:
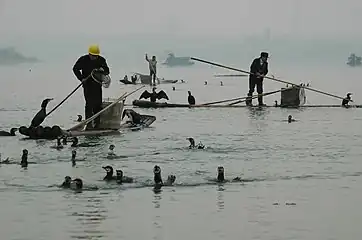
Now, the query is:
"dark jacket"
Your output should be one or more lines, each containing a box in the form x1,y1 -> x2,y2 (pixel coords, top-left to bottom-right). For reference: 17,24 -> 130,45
249,57 -> 268,81
73,54 -> 110,87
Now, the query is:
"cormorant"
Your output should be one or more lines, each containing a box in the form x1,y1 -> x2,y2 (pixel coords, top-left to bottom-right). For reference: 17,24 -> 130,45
61,176 -> 72,188
0,128 -> 18,136
21,149 -> 28,168
122,109 -> 141,124
30,98 -> 53,127
102,165 -> 133,183
215,166 -> 243,183
139,87 -> 169,103
77,115 -> 82,122
71,150 -> 76,166
288,115 -> 296,123
186,137 -> 205,149
342,93 -> 352,107
188,91 -> 195,105
70,178 -> 83,190
153,165 -> 176,188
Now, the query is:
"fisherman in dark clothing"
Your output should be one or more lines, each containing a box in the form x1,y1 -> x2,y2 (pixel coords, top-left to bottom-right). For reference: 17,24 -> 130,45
131,75 -> 137,84
73,45 -> 110,130
245,52 -> 269,106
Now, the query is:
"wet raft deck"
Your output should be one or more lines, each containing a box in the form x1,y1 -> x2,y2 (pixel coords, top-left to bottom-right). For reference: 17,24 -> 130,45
132,100 -> 361,109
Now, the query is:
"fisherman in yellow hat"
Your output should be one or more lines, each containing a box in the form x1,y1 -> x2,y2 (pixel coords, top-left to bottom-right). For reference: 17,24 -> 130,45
72,44 -> 110,130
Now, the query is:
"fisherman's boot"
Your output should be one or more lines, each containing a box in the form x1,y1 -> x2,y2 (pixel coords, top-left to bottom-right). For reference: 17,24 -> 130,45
258,96 -> 266,106
245,93 -> 253,106
84,109 -> 94,130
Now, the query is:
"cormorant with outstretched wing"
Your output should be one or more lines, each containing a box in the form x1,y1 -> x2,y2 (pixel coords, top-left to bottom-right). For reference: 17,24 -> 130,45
139,87 -> 169,103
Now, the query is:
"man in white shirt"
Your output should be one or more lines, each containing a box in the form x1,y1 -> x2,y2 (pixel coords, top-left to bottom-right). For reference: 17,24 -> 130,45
145,54 -> 157,86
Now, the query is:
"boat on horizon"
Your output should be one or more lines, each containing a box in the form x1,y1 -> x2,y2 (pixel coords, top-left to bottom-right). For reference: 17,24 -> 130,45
347,53 -> 361,67
162,53 -> 195,67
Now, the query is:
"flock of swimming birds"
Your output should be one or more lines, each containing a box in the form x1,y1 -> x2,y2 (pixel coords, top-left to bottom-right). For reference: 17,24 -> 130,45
0,83 -> 297,195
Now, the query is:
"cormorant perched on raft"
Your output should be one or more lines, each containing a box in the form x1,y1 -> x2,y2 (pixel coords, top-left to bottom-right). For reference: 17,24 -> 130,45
188,91 -> 195,105
139,87 -> 169,103
342,93 -> 352,107
77,115 -> 82,122
0,128 -> 18,136
122,109 -> 141,124
30,98 -> 53,127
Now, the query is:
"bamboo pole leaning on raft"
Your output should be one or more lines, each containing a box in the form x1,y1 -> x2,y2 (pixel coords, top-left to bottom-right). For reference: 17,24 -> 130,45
228,88 -> 284,106
200,88 -> 282,106
228,87 -> 297,105
67,85 -> 145,131
191,57 -> 350,102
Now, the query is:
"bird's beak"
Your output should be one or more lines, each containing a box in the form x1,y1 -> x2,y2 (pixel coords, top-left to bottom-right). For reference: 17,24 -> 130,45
102,166 -> 106,169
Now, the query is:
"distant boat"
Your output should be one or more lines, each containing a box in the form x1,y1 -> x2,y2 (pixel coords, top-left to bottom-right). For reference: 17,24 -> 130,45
133,72 -> 180,85
162,53 -> 195,67
0,47 -> 39,65
347,53 -> 361,67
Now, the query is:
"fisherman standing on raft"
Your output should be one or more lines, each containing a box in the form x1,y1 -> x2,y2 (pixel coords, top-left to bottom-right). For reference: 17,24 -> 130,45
245,52 -> 269,106
73,45 -> 110,130
145,54 -> 157,86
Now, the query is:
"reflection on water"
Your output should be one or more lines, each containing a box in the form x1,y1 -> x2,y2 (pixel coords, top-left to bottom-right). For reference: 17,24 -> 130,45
216,185 -> 225,211
248,107 -> 270,120
152,191 -> 163,240
67,195 -> 107,240
153,190 -> 162,209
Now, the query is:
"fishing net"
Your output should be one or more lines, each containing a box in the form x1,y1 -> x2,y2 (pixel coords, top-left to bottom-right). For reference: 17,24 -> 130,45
91,70 -> 111,88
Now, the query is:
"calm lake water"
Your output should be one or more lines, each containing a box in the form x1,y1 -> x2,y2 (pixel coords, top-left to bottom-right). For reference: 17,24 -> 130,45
1,59 -> 362,240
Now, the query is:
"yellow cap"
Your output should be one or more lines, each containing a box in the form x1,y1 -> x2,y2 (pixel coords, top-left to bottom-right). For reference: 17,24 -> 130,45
88,44 -> 100,56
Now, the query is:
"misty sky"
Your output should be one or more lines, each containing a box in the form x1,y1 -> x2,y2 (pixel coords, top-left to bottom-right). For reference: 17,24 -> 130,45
0,0 -> 361,39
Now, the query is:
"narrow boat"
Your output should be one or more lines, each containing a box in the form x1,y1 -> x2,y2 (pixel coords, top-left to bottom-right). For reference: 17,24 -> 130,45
135,73 -> 179,85
19,95 -> 156,139
347,53 -> 362,67
66,99 -> 156,137
133,85 -> 361,109
162,53 -> 195,67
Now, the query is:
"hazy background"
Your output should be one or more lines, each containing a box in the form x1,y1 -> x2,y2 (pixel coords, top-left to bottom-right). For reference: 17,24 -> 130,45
1,0 -> 362,67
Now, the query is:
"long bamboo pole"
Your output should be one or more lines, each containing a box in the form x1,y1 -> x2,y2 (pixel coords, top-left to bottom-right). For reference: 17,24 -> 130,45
191,57 -> 350,102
